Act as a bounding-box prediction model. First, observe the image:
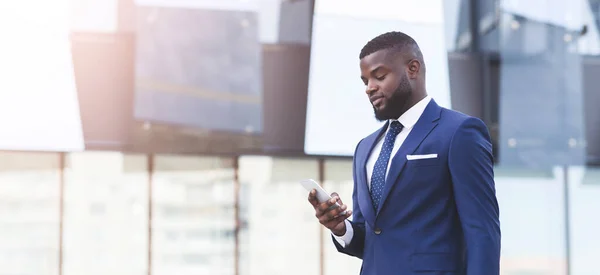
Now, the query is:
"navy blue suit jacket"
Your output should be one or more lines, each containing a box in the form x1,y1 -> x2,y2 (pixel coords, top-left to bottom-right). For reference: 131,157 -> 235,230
334,99 -> 501,275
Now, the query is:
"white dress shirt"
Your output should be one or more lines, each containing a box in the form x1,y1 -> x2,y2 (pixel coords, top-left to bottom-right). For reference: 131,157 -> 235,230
333,96 -> 432,247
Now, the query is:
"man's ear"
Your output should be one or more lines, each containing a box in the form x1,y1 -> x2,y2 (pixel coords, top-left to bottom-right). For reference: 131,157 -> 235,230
407,59 -> 420,79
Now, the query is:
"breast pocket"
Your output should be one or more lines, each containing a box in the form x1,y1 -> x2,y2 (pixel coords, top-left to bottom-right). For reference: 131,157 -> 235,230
406,157 -> 440,167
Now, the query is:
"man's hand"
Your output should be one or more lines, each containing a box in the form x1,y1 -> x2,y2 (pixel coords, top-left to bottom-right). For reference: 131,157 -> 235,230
308,190 -> 352,236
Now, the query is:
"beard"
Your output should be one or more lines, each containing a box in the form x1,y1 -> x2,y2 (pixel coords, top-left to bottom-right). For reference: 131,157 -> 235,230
374,75 -> 412,121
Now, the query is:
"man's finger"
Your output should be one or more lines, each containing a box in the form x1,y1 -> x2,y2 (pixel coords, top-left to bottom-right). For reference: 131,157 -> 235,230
308,189 -> 319,207
325,210 -> 352,228
317,197 -> 339,212
331,192 -> 343,204
331,192 -> 344,206
319,203 -> 348,224
319,205 -> 340,223
329,203 -> 348,218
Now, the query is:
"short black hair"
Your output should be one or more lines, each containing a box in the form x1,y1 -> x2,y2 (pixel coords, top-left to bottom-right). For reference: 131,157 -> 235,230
359,31 -> 423,61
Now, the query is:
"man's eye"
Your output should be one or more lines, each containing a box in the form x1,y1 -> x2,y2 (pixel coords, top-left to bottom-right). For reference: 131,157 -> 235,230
376,75 -> 386,81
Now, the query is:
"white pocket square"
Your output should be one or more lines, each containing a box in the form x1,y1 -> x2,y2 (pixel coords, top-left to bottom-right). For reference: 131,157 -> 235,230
406,154 -> 438,160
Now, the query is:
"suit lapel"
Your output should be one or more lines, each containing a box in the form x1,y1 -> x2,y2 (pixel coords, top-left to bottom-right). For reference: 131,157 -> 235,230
376,100 -> 442,215
357,121 -> 388,225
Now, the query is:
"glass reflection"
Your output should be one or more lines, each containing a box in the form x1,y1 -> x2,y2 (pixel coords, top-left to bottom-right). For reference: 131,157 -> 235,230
63,152 -> 148,275
152,155 -> 235,275
567,166 -> 600,274
495,166 -> 567,274
238,156 -> 320,275
443,0 -> 471,52
0,152 -> 60,275
498,5 -> 586,168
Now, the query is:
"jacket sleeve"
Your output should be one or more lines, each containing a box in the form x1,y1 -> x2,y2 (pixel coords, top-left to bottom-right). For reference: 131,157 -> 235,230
332,139 -> 366,259
448,117 -> 501,275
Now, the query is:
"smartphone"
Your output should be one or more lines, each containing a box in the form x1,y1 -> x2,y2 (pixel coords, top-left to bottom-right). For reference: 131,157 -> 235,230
300,179 -> 346,214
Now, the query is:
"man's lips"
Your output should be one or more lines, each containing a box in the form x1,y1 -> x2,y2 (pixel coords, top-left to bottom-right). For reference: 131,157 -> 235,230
371,96 -> 383,107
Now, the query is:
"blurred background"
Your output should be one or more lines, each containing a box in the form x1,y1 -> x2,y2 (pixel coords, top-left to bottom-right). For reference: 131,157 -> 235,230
0,0 -> 599,274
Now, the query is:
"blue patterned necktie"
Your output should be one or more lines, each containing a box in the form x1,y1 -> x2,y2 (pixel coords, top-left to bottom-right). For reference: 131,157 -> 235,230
370,120 -> 404,211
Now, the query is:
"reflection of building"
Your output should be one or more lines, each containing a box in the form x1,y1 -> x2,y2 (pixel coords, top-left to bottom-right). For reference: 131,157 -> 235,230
444,0 -> 600,167
0,152 -> 599,275
592,0 -> 600,31
0,154 -> 60,275
135,6 -> 262,133
0,181 -> 59,274
238,157 -> 321,275
1,2 -> 600,275
62,153 -> 148,275
151,159 -> 236,275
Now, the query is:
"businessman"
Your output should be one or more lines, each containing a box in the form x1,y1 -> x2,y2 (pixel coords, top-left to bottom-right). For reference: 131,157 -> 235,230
308,31 -> 501,274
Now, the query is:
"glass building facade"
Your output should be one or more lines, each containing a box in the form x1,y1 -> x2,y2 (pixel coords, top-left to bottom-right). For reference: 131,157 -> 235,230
0,151 -> 599,275
0,1 -> 599,275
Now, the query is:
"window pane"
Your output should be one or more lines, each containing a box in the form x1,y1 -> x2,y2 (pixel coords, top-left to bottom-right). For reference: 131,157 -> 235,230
152,155 -> 235,275
0,152 -> 61,275
63,152 -> 149,275
443,0 -> 471,52
568,166 -> 600,275
496,167 -> 567,274
498,7 -> 586,168
238,156 -> 320,275
322,159 -> 361,275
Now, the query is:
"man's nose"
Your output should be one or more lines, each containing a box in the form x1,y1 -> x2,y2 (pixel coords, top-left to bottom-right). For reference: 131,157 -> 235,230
366,83 -> 378,95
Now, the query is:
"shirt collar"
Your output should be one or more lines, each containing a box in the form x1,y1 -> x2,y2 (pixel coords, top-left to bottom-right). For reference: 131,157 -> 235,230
388,95 -> 432,130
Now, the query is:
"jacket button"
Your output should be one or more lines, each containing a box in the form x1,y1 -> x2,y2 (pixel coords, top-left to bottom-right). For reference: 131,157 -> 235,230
374,228 -> 382,235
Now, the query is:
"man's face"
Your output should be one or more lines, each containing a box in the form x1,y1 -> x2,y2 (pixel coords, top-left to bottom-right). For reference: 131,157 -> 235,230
360,49 -> 412,121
